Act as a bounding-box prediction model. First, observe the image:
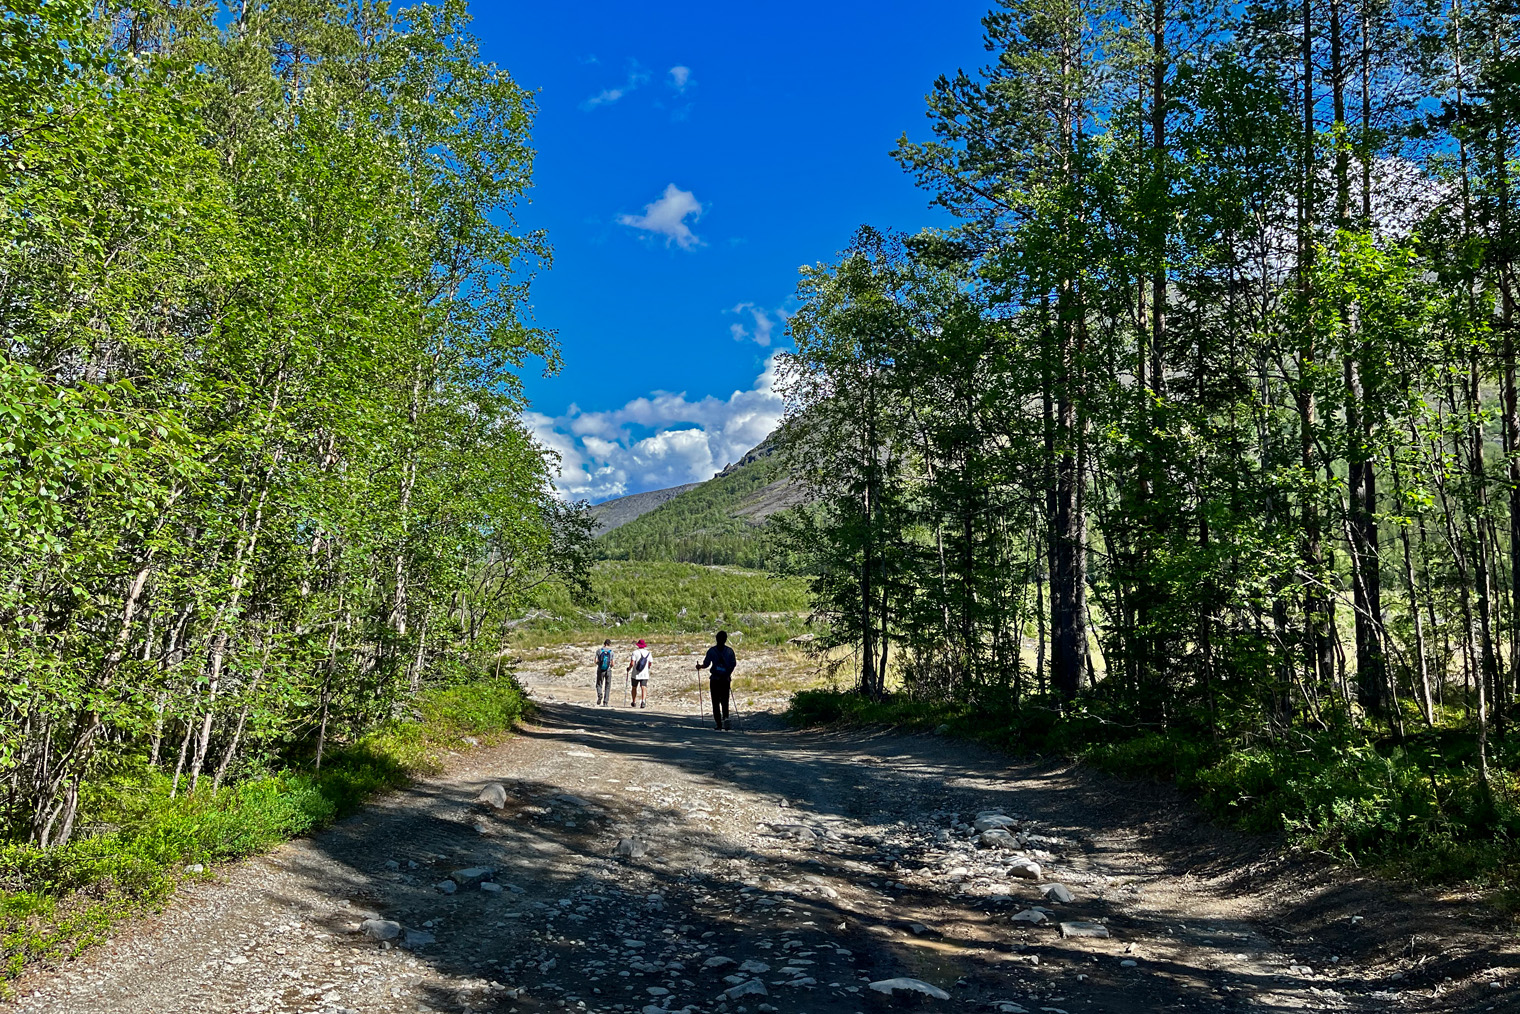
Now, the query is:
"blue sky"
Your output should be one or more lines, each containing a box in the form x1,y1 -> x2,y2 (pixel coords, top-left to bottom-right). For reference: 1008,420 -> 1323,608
474,0 -> 988,502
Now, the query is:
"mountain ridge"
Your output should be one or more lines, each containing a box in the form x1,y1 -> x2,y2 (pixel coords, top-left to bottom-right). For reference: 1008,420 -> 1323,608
593,431 -> 802,568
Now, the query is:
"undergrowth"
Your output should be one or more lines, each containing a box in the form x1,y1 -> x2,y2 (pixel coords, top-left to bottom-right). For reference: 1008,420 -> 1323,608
787,688 -> 1520,894
0,675 -> 528,986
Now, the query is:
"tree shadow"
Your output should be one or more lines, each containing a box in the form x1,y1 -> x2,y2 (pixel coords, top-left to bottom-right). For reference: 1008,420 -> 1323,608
266,700 -> 1517,1014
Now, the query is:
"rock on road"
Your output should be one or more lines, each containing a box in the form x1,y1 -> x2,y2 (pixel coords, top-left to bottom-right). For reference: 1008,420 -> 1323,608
10,681 -> 1516,1014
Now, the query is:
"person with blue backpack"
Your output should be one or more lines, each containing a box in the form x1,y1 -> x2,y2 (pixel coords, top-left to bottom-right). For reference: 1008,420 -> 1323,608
594,639 -> 615,706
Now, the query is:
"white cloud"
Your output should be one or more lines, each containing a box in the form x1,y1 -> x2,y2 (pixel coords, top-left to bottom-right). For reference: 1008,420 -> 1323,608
582,87 -> 626,109
727,302 -> 789,347
616,184 -> 703,250
668,65 -> 691,91
529,357 -> 784,502
581,65 -> 650,110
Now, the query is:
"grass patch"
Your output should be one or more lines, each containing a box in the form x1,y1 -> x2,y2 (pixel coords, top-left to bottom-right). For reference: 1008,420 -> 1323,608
787,688 -> 1520,894
512,560 -> 812,646
0,674 -> 528,987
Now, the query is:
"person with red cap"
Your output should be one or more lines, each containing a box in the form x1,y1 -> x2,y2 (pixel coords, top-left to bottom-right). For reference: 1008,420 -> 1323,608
627,639 -> 652,708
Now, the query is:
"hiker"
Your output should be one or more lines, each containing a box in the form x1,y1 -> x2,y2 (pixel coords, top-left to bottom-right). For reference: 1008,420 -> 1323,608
628,639 -> 652,708
696,630 -> 737,730
594,639 -> 615,706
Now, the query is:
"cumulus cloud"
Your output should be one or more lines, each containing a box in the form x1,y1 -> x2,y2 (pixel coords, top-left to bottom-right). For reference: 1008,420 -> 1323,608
617,184 -> 703,250
529,357 -> 784,502
581,64 -> 650,110
727,302 -> 789,347
668,65 -> 691,91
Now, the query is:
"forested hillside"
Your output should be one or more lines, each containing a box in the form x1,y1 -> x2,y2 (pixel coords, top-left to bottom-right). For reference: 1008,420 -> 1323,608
781,0 -> 1520,884
0,0 -> 585,910
596,435 -> 801,568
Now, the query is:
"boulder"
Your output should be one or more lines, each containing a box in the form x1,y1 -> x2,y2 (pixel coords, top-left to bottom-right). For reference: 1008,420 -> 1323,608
450,866 -> 494,887
1006,859 -> 1042,880
1059,921 -> 1110,939
973,815 -> 1020,832
1040,883 -> 1075,904
360,918 -> 401,941
724,979 -> 769,999
868,977 -> 951,1000
980,829 -> 1018,849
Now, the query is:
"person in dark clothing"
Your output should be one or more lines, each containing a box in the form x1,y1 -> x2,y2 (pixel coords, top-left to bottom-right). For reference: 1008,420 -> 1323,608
696,630 -> 737,730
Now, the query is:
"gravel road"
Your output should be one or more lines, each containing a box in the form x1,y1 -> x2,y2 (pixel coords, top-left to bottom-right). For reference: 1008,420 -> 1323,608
9,652 -> 1518,1014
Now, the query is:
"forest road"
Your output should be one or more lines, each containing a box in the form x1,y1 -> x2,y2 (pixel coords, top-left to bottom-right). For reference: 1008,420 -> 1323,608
9,681 -> 1519,1014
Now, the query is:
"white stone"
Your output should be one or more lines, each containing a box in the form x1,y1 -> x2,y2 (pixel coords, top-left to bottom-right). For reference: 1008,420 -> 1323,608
435,880 -> 457,895
1059,921 -> 1110,939
703,956 -> 737,969
478,783 -> 509,808
481,882 -> 503,894
973,815 -> 1020,832
868,977 -> 951,1000
724,979 -> 769,999
738,960 -> 771,973
1011,909 -> 1047,924
1007,859 -> 1042,880
450,866 -> 494,887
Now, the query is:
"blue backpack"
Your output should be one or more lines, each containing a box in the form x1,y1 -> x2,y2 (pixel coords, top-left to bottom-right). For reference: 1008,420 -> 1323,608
596,648 -> 613,673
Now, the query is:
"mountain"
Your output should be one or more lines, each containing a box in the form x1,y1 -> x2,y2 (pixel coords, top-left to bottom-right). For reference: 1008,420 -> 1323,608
589,482 -> 701,534
594,432 -> 804,569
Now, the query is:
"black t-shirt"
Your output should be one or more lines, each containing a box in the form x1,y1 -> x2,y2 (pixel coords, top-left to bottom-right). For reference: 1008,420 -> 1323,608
702,644 -> 736,677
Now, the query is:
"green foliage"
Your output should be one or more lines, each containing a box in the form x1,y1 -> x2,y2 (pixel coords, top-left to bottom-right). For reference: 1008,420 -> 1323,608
0,674 -> 526,985
775,0 -> 1520,896
0,1 -> 586,850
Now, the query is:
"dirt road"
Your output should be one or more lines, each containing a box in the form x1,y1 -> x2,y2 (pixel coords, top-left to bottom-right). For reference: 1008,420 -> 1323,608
10,649 -> 1519,1014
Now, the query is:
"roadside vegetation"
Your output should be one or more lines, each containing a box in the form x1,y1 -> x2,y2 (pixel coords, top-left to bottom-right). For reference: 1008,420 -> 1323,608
0,672 -> 528,984
0,1 -> 576,985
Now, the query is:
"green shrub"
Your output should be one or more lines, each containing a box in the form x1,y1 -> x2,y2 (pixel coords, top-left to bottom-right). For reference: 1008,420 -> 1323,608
0,673 -> 527,988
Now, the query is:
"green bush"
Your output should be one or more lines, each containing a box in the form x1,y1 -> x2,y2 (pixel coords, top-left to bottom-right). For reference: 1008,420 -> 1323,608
0,674 -> 527,987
